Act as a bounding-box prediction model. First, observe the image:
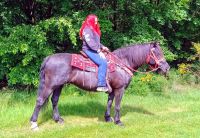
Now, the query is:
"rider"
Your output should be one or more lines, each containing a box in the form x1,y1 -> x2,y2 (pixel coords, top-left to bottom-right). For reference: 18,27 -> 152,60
80,14 -> 109,92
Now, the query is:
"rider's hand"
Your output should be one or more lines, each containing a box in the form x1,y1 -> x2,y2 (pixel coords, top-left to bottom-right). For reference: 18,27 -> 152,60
102,46 -> 109,52
99,51 -> 106,59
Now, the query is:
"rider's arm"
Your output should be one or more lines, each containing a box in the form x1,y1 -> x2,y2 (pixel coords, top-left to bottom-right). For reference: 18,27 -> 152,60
82,27 -> 101,52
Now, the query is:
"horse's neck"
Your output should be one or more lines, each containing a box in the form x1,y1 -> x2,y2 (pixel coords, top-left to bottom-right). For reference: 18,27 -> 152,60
117,46 -> 149,70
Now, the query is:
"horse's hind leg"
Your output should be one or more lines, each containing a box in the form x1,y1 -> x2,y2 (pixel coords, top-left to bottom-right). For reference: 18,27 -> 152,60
30,86 -> 52,130
104,92 -> 114,122
51,85 -> 64,124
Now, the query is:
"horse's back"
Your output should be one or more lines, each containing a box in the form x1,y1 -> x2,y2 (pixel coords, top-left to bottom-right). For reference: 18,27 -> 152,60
45,53 -> 72,66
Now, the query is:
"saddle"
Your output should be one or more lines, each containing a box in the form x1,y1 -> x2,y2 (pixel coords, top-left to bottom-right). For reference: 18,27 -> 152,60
71,51 -> 116,73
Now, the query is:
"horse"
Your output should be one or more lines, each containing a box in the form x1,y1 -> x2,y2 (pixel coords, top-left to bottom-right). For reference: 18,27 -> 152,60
30,42 -> 170,130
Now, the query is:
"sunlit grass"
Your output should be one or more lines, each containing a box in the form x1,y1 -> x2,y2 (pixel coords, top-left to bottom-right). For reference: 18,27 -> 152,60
0,85 -> 200,138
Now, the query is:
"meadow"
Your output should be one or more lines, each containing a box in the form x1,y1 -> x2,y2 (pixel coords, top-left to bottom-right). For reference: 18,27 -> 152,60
0,83 -> 200,138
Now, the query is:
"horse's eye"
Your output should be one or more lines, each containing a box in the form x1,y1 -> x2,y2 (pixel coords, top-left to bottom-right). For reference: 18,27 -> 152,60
150,59 -> 156,64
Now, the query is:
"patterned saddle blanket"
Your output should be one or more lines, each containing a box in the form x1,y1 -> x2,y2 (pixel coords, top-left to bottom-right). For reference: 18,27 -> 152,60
71,52 -> 116,73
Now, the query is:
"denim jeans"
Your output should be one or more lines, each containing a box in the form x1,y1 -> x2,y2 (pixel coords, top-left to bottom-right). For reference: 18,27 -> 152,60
84,50 -> 107,87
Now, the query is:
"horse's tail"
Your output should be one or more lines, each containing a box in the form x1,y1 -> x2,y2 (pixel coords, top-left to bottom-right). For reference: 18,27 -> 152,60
37,56 -> 50,96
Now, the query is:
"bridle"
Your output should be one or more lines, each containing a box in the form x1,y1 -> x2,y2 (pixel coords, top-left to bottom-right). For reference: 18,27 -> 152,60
145,48 -> 165,70
123,47 -> 165,74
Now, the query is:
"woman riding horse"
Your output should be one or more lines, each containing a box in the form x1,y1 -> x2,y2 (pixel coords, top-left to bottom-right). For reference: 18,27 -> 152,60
80,14 -> 109,92
30,15 -> 170,130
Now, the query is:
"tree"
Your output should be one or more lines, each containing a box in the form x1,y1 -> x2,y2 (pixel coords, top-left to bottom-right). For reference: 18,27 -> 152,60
0,0 -> 199,87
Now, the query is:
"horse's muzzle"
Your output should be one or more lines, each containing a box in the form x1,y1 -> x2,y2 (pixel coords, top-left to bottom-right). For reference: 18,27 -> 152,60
157,61 -> 170,76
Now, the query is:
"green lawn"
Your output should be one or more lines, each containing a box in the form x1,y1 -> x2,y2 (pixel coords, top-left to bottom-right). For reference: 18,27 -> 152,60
0,86 -> 200,138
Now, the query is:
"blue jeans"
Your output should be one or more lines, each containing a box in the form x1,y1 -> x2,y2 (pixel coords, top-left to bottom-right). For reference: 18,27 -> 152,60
84,50 -> 107,87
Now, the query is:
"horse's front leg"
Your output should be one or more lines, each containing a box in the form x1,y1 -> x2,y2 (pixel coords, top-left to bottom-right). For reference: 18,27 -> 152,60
104,92 -> 114,122
114,87 -> 124,126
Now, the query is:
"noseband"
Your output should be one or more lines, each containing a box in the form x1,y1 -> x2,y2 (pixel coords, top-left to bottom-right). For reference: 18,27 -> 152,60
146,48 -> 164,70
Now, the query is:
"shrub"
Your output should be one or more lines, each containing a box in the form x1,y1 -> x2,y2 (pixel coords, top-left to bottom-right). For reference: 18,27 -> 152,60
0,17 -> 77,87
127,73 -> 169,96
177,43 -> 200,84
127,74 -> 151,96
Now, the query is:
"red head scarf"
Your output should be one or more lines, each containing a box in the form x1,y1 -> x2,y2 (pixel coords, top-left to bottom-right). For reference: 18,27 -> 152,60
79,14 -> 101,39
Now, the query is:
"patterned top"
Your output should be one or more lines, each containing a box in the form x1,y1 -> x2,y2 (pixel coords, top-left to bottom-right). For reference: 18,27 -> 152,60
82,26 -> 103,52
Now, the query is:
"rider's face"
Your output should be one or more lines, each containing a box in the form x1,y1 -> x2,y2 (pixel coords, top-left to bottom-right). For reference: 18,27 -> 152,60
95,18 -> 98,25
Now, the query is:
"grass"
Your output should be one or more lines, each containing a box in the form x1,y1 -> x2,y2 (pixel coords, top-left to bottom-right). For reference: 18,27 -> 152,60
0,85 -> 200,138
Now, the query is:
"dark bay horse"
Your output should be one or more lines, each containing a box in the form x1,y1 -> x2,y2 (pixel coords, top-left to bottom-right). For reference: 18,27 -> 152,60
30,42 -> 170,130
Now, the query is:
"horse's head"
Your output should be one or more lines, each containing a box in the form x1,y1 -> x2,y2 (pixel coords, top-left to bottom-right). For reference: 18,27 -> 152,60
146,42 -> 170,76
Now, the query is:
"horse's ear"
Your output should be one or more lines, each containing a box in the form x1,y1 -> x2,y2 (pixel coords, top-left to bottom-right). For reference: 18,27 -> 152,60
153,41 -> 160,48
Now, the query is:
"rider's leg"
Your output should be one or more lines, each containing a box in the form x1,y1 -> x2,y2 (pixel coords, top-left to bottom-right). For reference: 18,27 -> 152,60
84,50 -> 108,91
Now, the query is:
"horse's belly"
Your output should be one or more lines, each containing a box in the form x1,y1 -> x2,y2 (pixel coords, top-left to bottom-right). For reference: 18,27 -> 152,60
69,70 -> 98,91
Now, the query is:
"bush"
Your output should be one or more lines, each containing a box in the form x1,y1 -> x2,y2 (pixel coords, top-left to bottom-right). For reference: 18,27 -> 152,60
126,68 -> 199,96
127,74 -> 151,96
0,17 -> 77,87
127,73 -> 169,96
177,43 -> 200,84
148,75 -> 169,95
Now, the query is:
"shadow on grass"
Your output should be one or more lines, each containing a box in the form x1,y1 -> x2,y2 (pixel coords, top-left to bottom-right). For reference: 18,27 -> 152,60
5,90 -> 154,126
39,101 -> 154,125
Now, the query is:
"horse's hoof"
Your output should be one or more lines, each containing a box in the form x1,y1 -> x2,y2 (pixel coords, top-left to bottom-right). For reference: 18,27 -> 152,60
30,121 -> 39,131
56,117 -> 64,124
115,121 -> 125,127
32,126 -> 39,131
105,116 -> 113,122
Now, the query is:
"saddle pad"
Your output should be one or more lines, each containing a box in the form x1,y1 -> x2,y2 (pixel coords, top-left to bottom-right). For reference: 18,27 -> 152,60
71,54 -> 116,73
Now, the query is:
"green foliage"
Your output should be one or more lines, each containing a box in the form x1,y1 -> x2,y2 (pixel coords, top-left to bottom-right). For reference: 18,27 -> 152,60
0,0 -> 200,87
39,17 -> 78,49
127,68 -> 199,96
0,16 -> 77,87
127,74 -> 151,96
177,42 -> 200,84
127,73 -> 169,96
0,24 -> 53,86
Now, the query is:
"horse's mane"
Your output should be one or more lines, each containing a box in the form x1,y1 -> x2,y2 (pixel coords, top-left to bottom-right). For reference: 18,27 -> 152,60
112,42 -> 154,68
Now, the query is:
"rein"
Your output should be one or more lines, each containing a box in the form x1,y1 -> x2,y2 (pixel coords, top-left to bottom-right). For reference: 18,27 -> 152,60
105,48 -> 162,75
105,50 -> 133,76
